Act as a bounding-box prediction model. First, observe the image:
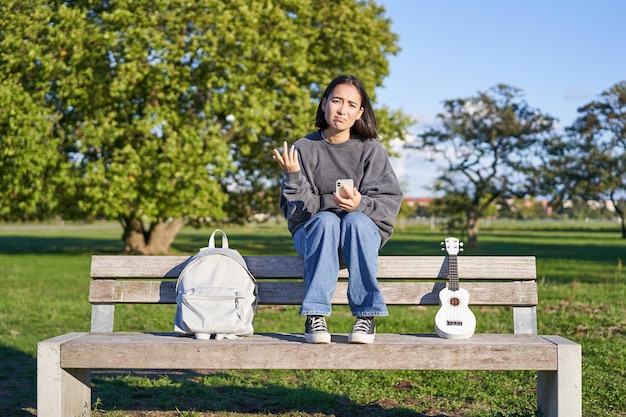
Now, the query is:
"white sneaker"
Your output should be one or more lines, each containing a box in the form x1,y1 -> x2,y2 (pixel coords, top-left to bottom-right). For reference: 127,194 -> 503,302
348,316 -> 375,344
304,315 -> 331,344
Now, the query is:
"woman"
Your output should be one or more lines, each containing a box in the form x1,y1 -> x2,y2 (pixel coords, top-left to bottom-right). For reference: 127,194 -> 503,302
272,75 -> 403,344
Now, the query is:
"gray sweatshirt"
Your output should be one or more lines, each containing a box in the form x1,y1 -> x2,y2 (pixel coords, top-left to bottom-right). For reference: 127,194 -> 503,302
280,130 -> 403,246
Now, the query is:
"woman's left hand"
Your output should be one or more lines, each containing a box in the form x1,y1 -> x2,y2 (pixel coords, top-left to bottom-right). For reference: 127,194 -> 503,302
334,187 -> 361,212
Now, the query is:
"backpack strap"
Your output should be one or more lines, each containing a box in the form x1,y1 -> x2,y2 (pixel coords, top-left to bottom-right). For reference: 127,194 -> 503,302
208,229 -> 229,249
176,229 -> 230,293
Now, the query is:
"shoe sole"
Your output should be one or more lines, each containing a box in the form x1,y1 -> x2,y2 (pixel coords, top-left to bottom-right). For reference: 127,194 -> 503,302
305,332 -> 331,344
348,333 -> 375,344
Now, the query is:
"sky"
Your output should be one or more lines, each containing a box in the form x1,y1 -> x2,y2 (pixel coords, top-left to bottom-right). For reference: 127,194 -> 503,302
375,0 -> 626,197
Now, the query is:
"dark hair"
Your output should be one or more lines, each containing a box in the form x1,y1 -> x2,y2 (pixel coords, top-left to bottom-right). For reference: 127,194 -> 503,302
315,75 -> 378,139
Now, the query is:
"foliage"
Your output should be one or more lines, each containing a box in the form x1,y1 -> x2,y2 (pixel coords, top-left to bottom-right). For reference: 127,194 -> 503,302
0,0 -> 412,252
540,80 -> 626,237
428,192 -> 471,236
0,34 -> 72,221
411,84 -> 557,248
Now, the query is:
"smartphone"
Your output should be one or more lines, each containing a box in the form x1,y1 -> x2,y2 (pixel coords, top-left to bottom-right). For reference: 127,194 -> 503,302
335,179 -> 354,197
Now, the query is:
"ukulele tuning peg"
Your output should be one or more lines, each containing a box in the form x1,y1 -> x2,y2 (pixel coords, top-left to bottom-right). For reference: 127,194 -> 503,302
459,241 -> 464,251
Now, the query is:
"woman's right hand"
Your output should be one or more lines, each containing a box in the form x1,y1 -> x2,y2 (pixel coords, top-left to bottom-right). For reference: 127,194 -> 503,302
272,141 -> 300,173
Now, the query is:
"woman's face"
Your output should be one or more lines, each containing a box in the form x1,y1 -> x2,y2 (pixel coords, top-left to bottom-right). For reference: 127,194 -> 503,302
323,83 -> 364,133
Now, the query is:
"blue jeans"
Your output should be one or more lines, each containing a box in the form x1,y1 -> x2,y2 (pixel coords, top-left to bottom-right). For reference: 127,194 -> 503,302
293,211 -> 388,317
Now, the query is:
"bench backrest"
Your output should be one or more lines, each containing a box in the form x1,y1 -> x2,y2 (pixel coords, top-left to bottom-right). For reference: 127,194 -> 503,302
89,255 -> 538,334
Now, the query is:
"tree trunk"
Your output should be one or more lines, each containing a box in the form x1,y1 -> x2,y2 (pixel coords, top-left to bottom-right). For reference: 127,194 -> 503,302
466,211 -> 481,250
618,212 -> 626,239
121,217 -> 185,254
611,198 -> 625,239
147,217 -> 185,254
122,217 -> 148,254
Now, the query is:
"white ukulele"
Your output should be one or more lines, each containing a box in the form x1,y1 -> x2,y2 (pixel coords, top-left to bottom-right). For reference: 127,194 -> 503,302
435,237 -> 476,339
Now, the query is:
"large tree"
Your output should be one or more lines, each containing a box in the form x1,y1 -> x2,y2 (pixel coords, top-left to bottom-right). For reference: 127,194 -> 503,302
0,0 -> 412,253
542,81 -> 626,237
413,84 -> 556,249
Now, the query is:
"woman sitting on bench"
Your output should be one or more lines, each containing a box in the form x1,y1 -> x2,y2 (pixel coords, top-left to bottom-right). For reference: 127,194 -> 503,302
272,74 -> 403,344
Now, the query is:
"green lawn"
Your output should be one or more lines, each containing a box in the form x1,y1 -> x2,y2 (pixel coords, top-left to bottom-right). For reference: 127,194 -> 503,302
1,220 -> 625,416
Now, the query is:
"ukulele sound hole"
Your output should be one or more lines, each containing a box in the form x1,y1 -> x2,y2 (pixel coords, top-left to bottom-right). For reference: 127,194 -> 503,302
449,297 -> 460,306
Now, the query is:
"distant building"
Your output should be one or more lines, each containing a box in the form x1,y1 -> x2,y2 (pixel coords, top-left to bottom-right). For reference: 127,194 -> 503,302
403,197 -> 433,207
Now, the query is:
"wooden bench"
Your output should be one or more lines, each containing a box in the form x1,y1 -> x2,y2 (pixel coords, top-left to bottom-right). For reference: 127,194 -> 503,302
38,255 -> 581,417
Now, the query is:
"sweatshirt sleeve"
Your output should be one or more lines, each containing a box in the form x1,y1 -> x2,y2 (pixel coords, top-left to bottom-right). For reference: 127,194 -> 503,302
279,157 -> 320,223
356,143 -> 403,221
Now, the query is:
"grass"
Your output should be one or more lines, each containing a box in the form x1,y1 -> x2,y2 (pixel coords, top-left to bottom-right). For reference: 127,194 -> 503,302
1,220 -> 625,416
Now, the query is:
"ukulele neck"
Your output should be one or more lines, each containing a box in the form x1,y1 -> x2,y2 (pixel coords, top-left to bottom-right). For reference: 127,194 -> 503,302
448,254 -> 459,291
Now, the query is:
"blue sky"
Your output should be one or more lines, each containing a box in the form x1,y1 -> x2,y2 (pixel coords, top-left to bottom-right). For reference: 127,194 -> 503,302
375,0 -> 626,196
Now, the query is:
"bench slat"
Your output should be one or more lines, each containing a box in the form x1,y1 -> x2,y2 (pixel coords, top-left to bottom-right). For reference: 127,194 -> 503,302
58,332 -> 558,371
89,280 -> 538,306
90,255 -> 537,280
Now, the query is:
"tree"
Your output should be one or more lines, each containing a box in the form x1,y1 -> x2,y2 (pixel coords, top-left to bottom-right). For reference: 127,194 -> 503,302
0,0 -> 412,253
544,81 -> 626,237
412,84 -> 557,249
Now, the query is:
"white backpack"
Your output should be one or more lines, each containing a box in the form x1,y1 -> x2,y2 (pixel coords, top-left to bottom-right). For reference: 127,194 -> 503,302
174,229 -> 258,340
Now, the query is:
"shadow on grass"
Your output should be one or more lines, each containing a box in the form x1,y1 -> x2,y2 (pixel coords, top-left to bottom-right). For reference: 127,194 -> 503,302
91,370 -> 459,417
172,229 -> 297,256
0,235 -> 123,255
2,231 -> 620,262
383,235 -> 623,259
0,345 -> 37,416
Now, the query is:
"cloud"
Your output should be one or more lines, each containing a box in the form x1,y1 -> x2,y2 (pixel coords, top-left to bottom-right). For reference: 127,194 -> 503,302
563,89 -> 593,101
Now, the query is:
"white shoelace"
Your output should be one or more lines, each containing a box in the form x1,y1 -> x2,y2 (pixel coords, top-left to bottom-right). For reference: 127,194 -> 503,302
352,317 -> 373,333
309,316 -> 327,333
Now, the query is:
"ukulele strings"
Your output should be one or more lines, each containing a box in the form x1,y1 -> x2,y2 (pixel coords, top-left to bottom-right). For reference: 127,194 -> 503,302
448,255 -> 459,326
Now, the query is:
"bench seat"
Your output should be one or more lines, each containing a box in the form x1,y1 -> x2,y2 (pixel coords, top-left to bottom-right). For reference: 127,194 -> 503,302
46,332 -> 573,371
